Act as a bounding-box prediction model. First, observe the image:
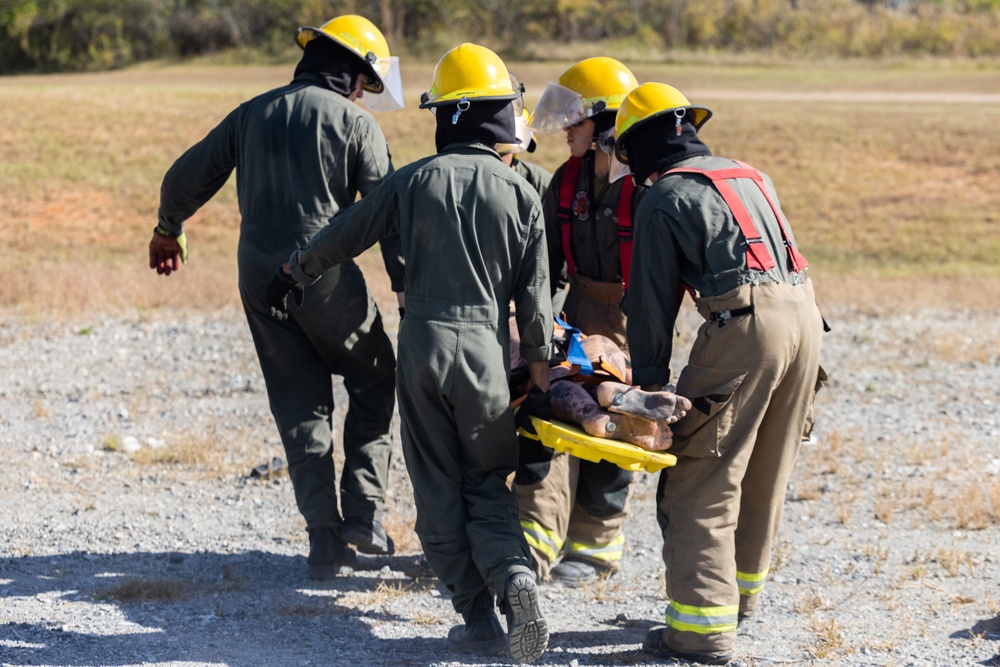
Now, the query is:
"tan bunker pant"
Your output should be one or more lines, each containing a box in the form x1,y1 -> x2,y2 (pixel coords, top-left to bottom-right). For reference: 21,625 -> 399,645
657,280 -> 823,656
516,275 -> 633,578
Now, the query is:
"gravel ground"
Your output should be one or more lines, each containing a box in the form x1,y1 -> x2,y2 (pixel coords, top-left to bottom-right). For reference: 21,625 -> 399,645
1,305 -> 999,667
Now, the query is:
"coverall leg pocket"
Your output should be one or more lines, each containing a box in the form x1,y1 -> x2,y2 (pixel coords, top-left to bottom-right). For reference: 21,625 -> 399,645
671,364 -> 747,458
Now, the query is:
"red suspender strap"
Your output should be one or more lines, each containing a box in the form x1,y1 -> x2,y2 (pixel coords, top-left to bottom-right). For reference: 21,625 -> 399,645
557,156 -> 582,279
616,176 -> 636,289
663,162 -> 809,273
665,166 -> 774,272
732,160 -> 809,272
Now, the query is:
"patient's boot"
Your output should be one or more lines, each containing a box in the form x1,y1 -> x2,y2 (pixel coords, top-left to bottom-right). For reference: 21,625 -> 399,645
603,412 -> 673,451
595,381 -> 691,424
551,382 -> 674,451
551,381 -> 614,437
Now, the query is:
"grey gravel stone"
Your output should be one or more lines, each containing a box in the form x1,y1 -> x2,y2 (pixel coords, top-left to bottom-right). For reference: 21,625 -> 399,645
1,307 -> 998,666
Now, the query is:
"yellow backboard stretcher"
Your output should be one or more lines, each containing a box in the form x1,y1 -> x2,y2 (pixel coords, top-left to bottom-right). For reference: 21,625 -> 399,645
519,416 -> 677,473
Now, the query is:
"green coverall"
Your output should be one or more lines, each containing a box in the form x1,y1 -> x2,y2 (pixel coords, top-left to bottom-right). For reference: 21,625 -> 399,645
512,158 -> 553,202
157,72 -> 402,532
286,142 -> 553,616
626,155 -> 823,657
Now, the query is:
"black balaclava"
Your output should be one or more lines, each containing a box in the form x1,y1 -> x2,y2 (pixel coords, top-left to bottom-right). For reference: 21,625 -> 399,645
434,99 -> 518,153
626,110 -> 713,184
591,110 -> 616,142
293,38 -> 364,97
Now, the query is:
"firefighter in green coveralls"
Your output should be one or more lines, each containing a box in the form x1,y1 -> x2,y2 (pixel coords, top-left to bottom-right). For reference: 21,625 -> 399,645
148,15 -> 405,579
266,44 -> 552,664
513,57 -> 642,587
615,82 -> 824,665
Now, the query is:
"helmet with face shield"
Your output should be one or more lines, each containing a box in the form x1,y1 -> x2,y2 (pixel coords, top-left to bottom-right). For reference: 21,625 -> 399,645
529,57 -> 638,135
296,15 -> 404,110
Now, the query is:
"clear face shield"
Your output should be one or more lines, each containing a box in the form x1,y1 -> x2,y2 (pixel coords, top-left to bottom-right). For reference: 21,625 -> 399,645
358,56 -> 405,112
598,128 -> 631,183
496,110 -> 533,156
529,82 -> 588,135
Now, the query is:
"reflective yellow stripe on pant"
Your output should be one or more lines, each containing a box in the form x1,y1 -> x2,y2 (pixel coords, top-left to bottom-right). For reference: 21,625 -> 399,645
565,533 -> 625,564
521,520 -> 564,564
737,567 -> 768,596
664,600 -> 739,635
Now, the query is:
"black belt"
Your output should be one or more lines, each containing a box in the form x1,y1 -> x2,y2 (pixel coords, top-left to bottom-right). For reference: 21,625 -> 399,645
709,304 -> 754,326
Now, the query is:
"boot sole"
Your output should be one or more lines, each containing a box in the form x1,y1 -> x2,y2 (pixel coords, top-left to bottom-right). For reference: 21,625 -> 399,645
504,574 -> 548,663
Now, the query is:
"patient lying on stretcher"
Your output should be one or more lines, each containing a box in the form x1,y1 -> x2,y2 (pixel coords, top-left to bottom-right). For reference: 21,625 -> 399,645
510,320 -> 692,452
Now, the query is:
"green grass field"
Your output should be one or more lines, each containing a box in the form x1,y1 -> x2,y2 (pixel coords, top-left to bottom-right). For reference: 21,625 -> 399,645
2,58 -> 998,320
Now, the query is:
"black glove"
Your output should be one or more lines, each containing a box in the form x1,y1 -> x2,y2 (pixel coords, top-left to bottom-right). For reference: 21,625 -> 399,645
515,385 -> 552,435
266,267 -> 304,320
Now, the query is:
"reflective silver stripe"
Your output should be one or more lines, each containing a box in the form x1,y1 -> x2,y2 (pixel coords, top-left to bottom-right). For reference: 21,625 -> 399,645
736,567 -> 768,596
521,520 -> 562,561
565,534 -> 625,562
664,600 -> 739,635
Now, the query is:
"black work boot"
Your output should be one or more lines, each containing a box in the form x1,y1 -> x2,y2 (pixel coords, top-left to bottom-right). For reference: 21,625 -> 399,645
447,589 -> 505,655
642,626 -> 734,665
501,572 -> 548,664
306,527 -> 357,580
341,516 -> 395,556
550,557 -> 614,587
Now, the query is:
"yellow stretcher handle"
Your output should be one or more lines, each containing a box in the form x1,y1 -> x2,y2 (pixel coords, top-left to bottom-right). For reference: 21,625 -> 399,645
518,416 -> 677,473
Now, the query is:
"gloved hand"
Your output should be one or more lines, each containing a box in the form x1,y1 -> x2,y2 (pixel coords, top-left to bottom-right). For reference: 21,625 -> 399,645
266,266 -> 304,320
514,385 -> 552,435
149,225 -> 188,276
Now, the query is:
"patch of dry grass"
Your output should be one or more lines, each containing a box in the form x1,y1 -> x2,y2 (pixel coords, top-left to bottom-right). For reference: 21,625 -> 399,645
3,61 -> 1000,321
126,425 -> 267,479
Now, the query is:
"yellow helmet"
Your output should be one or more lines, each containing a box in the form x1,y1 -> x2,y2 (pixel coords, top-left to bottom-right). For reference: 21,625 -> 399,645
614,82 -> 712,164
420,43 -> 522,108
529,57 -> 638,134
558,57 -> 638,113
296,15 -> 391,94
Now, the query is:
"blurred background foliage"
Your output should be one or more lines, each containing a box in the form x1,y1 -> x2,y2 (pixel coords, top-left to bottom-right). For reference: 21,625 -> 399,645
3,0 -> 1000,74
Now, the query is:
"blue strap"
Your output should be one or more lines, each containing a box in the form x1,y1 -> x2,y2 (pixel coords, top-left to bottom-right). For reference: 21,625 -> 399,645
554,316 -> 593,375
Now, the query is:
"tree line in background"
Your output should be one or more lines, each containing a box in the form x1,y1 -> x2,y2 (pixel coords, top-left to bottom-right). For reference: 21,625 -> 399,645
2,0 -> 1000,74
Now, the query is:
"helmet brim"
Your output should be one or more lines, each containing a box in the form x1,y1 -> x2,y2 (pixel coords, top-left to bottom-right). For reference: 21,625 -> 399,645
296,26 -> 386,94
616,105 -> 713,164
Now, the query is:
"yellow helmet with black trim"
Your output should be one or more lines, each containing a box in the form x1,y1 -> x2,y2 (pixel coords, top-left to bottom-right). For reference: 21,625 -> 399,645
614,82 -> 712,165
529,57 -> 638,135
296,15 -> 391,94
558,57 -> 637,113
420,43 -> 521,108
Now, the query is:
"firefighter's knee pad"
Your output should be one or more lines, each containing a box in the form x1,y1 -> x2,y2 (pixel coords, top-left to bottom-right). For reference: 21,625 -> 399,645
514,433 -> 555,485
576,460 -> 633,518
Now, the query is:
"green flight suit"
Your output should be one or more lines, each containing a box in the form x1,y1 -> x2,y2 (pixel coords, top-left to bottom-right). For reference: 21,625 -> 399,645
158,72 -> 403,532
512,158 -> 553,203
626,155 -> 823,657
287,142 -> 553,616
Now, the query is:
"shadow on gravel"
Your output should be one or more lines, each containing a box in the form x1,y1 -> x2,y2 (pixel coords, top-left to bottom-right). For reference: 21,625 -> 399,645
0,549 -> 443,666
962,614 -> 1000,666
